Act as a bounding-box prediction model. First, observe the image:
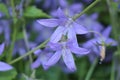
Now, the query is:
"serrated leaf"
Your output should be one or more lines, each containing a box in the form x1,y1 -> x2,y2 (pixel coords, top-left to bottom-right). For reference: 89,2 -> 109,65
0,3 -> 9,17
0,69 -> 17,80
24,6 -> 50,18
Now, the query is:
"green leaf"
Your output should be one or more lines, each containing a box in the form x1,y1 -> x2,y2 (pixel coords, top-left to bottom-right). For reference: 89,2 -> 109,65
24,6 -> 50,18
0,69 -> 17,80
0,3 -> 9,17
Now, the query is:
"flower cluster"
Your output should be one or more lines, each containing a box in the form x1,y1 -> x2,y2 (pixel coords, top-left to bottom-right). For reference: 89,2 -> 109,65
35,6 -> 116,72
36,8 -> 89,71
0,1 -> 118,79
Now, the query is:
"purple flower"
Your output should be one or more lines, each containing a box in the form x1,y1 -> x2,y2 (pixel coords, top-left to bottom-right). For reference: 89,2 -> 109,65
31,48 -> 53,70
51,3 -> 83,17
69,3 -> 83,16
0,25 -> 3,34
43,0 -> 68,9
13,40 -> 37,57
37,8 -> 88,43
0,12 -> 4,18
82,0 -> 93,3
58,0 -> 68,8
83,26 -> 117,62
114,0 -> 118,2
0,20 -> 11,45
78,13 -> 103,37
46,39 -> 89,71
13,40 -> 27,56
16,0 -> 24,18
43,0 -> 58,9
0,61 -> 13,71
95,26 -> 117,46
0,43 -> 5,56
32,21 -> 54,43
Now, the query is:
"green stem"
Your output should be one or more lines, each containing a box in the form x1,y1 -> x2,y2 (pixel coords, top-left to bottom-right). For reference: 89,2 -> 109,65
7,0 -> 17,62
85,58 -> 98,80
9,39 -> 49,64
23,26 -> 29,51
106,0 -> 120,50
11,0 -> 17,24
22,22 -> 35,74
110,58 -> 115,80
72,0 -> 101,20
22,23 -> 33,64
7,25 -> 17,62
106,0 -> 120,80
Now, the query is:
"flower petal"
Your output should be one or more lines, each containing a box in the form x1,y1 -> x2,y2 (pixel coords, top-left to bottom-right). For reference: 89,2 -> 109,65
73,22 -> 88,34
70,46 -> 89,55
68,40 -> 89,55
37,19 -> 59,27
57,8 -> 66,18
67,27 -> 77,40
70,3 -> 83,14
67,27 -> 79,46
83,39 -> 97,48
59,0 -> 68,8
41,52 -> 53,70
47,42 -> 62,51
50,26 -> 65,43
46,51 -> 61,67
34,49 -> 42,56
90,13 -> 98,20
31,58 -> 41,69
102,26 -> 112,38
105,38 -> 117,46
62,49 -> 76,71
0,61 -> 13,71
18,48 -> 26,56
0,43 -> 5,56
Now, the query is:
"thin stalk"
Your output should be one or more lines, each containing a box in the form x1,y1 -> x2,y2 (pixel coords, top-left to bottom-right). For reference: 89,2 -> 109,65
7,25 -> 17,62
23,25 -> 33,65
7,0 -> 17,62
106,0 -> 120,50
85,58 -> 98,80
11,0 -> 17,24
110,58 -> 115,80
72,0 -> 101,20
22,23 -> 35,75
9,39 -> 49,64
23,25 -> 33,71
106,0 -> 120,80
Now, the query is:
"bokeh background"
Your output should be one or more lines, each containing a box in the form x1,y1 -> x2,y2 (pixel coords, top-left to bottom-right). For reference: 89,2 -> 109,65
0,0 -> 120,80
